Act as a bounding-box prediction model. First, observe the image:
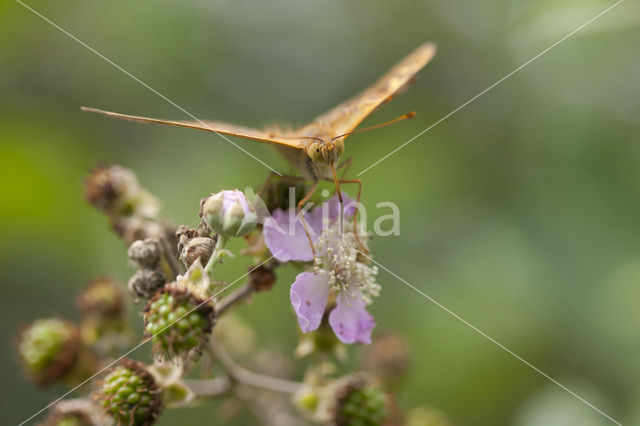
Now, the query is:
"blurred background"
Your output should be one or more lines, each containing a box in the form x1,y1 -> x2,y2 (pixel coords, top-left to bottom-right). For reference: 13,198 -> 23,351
2,0 -> 639,424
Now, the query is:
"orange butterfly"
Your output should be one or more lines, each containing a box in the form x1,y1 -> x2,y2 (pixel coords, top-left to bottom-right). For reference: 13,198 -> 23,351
83,42 -> 436,253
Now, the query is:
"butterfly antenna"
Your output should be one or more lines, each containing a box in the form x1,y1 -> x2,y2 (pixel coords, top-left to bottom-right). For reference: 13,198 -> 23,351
331,111 -> 416,141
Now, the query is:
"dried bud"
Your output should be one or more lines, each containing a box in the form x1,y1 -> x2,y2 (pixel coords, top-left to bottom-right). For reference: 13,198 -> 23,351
362,333 -> 410,385
143,285 -> 216,359
84,165 -> 140,216
42,399 -> 106,426
248,263 -> 276,292
128,268 -> 167,301
17,318 -> 80,386
95,359 -> 163,426
200,190 -> 257,237
128,238 -> 162,267
76,278 -> 125,318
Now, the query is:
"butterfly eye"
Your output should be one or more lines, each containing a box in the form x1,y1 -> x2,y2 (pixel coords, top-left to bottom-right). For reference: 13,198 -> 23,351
307,143 -> 324,162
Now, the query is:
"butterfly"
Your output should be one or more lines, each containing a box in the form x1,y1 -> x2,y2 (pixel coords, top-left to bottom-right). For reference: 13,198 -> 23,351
82,42 -> 437,254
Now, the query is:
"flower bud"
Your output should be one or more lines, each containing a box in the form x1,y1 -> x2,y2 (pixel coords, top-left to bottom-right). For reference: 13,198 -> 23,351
17,318 -> 81,386
95,359 -> 163,426
128,268 -> 167,301
143,285 -> 215,359
76,278 -> 125,318
128,238 -> 162,267
200,190 -> 257,237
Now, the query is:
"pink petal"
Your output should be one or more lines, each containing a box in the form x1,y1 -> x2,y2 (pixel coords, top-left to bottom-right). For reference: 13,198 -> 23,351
329,291 -> 375,344
263,209 -> 316,262
290,271 -> 330,333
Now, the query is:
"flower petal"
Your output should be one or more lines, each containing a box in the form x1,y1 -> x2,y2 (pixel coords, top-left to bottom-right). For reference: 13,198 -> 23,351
290,271 -> 330,333
329,291 -> 375,344
264,209 -> 316,262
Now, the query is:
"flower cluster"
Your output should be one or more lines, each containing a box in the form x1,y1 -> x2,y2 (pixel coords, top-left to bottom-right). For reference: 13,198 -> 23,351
14,164 -> 445,426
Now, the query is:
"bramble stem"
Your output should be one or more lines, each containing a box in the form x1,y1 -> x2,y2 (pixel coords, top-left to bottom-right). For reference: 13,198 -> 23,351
184,377 -> 230,398
210,340 -> 301,394
204,235 -> 229,278
216,283 -> 253,315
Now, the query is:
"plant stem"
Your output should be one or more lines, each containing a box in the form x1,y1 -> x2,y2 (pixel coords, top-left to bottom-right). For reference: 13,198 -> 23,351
204,235 -> 228,278
216,283 -> 253,315
183,377 -> 230,398
210,340 -> 301,394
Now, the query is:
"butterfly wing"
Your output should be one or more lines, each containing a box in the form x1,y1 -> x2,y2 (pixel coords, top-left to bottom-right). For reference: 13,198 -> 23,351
309,42 -> 436,137
81,107 -> 303,149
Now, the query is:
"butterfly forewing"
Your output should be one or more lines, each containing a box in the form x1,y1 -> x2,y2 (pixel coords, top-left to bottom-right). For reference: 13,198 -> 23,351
80,107 -> 302,149
308,42 -> 437,138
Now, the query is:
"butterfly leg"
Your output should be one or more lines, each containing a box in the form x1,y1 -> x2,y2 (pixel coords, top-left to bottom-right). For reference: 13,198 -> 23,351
297,181 -> 319,262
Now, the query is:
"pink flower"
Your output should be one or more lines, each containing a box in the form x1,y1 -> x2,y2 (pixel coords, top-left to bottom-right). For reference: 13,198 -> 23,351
265,195 -> 378,344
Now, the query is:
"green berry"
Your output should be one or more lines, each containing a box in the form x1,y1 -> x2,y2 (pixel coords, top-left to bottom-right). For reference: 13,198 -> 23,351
95,359 -> 162,426
143,287 -> 214,359
335,383 -> 388,426
17,318 -> 80,386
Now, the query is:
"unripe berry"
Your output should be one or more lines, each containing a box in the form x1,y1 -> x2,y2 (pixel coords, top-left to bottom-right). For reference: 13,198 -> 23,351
143,286 -> 215,359
95,359 -> 163,426
331,376 -> 388,426
17,318 -> 80,386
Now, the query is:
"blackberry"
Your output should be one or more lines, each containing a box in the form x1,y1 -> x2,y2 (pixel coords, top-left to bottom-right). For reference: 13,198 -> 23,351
17,318 -> 80,386
95,359 -> 162,426
143,286 -> 215,359
332,376 -> 388,426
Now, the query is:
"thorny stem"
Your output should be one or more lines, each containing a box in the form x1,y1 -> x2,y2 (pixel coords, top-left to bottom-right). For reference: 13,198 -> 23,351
216,283 -> 253,316
209,339 -> 302,394
204,235 -> 229,278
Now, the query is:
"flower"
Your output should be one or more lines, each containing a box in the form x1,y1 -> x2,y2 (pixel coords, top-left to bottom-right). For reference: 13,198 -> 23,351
264,195 -> 379,344
200,189 -> 257,237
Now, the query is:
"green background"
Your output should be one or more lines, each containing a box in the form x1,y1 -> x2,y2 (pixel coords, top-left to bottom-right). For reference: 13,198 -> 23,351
1,0 -> 639,424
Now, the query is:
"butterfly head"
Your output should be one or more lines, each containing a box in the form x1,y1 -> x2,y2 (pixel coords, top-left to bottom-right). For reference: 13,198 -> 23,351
305,138 -> 345,166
